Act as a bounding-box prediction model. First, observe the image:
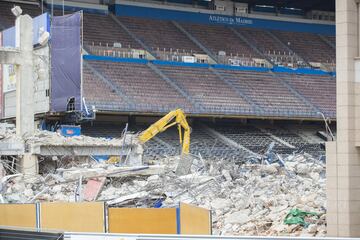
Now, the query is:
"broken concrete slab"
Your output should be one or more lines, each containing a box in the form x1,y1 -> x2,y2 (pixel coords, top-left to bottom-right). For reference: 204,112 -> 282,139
61,165 -> 165,181
83,177 -> 106,201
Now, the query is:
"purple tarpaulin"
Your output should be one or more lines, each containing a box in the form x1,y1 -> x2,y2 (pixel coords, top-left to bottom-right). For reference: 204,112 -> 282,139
51,12 -> 81,112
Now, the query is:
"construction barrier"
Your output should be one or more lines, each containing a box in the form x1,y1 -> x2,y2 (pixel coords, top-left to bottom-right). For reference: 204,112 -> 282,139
0,202 -> 211,234
109,208 -> 177,234
180,203 -> 211,234
40,202 -> 105,232
0,204 -> 37,228
108,203 -> 211,234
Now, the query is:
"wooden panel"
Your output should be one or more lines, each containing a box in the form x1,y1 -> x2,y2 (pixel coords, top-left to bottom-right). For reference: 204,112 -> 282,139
0,204 -> 36,228
40,202 -> 104,232
109,208 -> 177,234
180,203 -> 211,234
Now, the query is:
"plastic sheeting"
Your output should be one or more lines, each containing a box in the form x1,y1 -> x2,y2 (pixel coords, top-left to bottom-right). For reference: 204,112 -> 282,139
51,12 -> 81,112
1,13 -> 50,46
2,27 -> 15,47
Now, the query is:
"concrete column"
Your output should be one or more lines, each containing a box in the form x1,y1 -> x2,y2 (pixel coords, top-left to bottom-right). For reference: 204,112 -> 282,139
20,153 -> 39,175
327,0 -> 360,236
15,15 -> 37,175
15,14 -> 34,137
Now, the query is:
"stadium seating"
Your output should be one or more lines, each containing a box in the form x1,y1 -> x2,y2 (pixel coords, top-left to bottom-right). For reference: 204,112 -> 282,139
264,126 -> 324,158
157,65 -> 253,114
277,73 -> 336,117
181,23 -> 261,60
272,30 -> 334,64
326,35 -> 336,46
86,61 -> 194,112
238,28 -> 288,54
118,17 -> 204,55
237,28 -> 305,67
83,58 -> 335,118
216,69 -> 315,116
81,121 -> 325,161
0,1 -> 337,119
83,14 -> 141,50
213,124 -> 289,154
83,65 -> 128,110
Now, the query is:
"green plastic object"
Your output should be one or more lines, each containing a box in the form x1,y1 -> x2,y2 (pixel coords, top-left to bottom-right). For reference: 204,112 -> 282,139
284,209 -> 318,227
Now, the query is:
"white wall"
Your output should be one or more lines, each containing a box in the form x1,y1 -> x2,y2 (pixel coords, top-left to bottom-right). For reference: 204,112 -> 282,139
3,46 -> 50,119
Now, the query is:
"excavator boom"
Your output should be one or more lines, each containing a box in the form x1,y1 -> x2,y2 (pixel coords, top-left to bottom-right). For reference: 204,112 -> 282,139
138,109 -> 190,154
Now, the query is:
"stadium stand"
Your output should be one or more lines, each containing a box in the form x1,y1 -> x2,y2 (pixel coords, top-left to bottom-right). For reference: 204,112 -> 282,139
117,17 -> 204,57
213,124 -> 290,154
157,65 -> 253,114
82,58 -> 335,118
238,28 -> 306,68
86,60 -> 194,112
325,35 -> 336,47
215,69 -> 316,116
272,30 -> 335,65
0,1 -> 336,120
83,64 -> 130,110
81,121 -> 324,161
180,23 -> 262,63
264,126 -> 324,158
83,14 -> 141,50
276,73 -> 336,117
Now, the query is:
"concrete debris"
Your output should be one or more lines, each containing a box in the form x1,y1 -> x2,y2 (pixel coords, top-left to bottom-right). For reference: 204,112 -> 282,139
83,177 -> 106,201
0,123 -> 16,140
107,191 -> 149,205
27,129 -> 138,147
60,165 -> 165,181
0,122 -> 326,236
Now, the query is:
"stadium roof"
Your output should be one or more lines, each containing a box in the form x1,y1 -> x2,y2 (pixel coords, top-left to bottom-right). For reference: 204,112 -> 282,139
234,0 -> 335,12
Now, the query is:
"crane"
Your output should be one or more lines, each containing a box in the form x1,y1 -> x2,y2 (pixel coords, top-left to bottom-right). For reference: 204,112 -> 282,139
139,109 -> 190,155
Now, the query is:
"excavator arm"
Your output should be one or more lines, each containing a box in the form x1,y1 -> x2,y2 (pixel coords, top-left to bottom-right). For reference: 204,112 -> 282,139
138,109 -> 190,154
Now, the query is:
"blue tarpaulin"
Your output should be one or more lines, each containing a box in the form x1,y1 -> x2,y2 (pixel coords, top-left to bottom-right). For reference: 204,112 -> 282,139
51,12 -> 82,112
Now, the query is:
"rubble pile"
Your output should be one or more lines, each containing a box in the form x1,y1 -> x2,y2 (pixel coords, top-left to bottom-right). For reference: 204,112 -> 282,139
0,124 -> 138,146
0,122 -> 139,148
0,151 -> 326,236
26,129 -> 139,146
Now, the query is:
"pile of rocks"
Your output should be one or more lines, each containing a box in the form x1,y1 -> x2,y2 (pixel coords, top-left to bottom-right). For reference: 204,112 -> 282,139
0,152 -> 326,236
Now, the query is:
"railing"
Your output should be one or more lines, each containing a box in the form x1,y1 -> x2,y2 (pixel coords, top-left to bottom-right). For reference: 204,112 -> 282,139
85,43 -> 271,67
87,100 -> 334,119
264,50 -> 308,68
87,44 -> 152,60
85,43 -> 335,70
152,47 -> 208,63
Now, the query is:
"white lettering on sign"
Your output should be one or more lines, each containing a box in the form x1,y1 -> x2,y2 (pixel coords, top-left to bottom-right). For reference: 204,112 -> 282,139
209,15 -> 253,25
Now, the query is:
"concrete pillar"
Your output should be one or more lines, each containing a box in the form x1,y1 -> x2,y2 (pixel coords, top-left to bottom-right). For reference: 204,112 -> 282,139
327,0 -> 360,236
15,14 -> 34,137
15,15 -> 37,175
20,153 -> 39,175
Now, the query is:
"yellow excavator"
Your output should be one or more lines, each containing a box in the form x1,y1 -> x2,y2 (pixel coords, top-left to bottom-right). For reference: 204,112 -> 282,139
106,109 -> 190,164
138,108 -> 190,154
